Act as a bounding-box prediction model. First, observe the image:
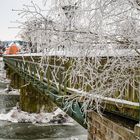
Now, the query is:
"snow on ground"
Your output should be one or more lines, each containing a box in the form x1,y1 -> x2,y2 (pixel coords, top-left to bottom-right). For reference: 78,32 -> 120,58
91,94 -> 140,107
40,135 -> 87,140
0,107 -> 74,125
0,77 -> 10,85
0,89 -> 20,95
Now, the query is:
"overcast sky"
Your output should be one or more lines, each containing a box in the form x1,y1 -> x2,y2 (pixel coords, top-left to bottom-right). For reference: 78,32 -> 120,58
0,0 -> 50,41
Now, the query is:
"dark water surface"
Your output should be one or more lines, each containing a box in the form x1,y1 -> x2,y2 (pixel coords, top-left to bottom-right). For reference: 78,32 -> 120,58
0,59 -> 87,140
0,121 -> 87,139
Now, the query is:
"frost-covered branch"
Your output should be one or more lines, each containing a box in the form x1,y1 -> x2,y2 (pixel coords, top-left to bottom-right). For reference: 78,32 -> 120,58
18,0 -> 140,115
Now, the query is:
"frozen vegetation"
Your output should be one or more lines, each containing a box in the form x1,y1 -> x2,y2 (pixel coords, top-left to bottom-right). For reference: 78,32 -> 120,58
12,0 -> 140,118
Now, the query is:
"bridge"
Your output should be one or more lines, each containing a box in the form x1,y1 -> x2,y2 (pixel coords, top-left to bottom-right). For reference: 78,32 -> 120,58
3,54 -> 140,140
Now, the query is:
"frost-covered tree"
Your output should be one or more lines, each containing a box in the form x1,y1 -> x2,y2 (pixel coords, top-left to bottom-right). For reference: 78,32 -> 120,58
19,0 -> 140,115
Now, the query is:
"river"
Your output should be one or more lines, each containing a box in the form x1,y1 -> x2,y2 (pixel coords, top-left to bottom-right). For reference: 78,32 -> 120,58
0,58 -> 87,140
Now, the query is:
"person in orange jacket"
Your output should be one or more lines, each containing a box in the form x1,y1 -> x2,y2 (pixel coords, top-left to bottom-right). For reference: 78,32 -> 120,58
8,43 -> 20,55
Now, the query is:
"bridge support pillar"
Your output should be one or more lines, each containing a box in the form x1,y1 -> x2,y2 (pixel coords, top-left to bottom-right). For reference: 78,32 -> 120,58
134,124 -> 140,138
5,66 -> 20,89
87,111 -> 139,140
20,83 -> 56,113
5,66 -> 56,113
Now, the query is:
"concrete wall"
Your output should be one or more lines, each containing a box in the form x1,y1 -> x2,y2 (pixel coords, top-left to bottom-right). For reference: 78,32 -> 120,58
88,111 -> 140,140
20,83 -> 56,113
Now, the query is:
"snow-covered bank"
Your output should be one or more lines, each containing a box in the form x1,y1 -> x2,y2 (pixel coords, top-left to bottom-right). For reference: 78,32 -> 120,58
0,107 -> 73,125
0,87 -> 20,95
41,135 -> 87,140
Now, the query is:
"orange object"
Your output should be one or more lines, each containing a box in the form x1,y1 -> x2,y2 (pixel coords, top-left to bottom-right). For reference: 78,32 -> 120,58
8,44 -> 20,55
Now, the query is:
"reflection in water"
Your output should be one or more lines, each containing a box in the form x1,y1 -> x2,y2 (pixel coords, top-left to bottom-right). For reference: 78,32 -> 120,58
0,94 -> 19,113
0,59 -> 87,140
0,121 -> 87,139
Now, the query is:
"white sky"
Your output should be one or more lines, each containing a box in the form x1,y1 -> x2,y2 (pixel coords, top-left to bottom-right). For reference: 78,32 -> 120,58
0,0 -> 51,41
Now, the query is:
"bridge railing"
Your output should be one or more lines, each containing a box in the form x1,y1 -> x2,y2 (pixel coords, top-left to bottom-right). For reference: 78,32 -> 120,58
4,57 -> 68,95
42,56 -> 140,103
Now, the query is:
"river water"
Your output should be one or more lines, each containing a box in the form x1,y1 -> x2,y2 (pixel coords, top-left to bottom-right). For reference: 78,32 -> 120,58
0,58 -> 87,140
